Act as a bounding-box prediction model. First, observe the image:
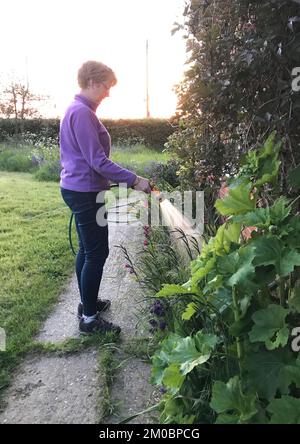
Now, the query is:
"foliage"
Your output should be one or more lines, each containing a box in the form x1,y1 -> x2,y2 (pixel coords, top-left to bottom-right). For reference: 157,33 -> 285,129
143,159 -> 182,189
0,142 -> 171,183
166,0 -> 300,192
0,148 -> 35,173
0,172 -> 74,400
110,145 -> 171,179
0,118 -> 175,149
104,118 -> 175,150
151,134 -> 300,424
34,159 -> 61,182
0,81 -> 45,121
120,224 -> 200,341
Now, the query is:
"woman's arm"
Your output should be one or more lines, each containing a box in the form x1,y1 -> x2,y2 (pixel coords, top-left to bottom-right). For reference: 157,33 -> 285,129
72,107 -> 137,187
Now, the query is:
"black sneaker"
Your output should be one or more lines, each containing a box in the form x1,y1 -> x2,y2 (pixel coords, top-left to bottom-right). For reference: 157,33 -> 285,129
79,313 -> 121,335
77,299 -> 111,319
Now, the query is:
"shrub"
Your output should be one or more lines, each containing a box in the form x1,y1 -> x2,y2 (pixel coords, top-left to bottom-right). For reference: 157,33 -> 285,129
168,0 -> 300,192
143,159 -> 181,188
0,149 -> 35,173
34,159 -> 61,182
151,134 -> 300,424
0,118 -> 175,150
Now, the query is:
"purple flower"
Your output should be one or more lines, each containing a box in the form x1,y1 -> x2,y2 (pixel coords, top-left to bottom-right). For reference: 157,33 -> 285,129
143,225 -> 151,237
159,321 -> 167,331
149,300 -> 165,317
153,306 -> 165,317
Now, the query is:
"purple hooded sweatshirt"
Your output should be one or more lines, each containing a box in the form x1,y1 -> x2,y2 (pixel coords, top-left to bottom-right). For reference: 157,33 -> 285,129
59,94 -> 137,192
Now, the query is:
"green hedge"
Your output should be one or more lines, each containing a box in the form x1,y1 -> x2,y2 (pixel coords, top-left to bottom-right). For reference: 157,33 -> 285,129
102,118 -> 175,150
0,118 -> 175,150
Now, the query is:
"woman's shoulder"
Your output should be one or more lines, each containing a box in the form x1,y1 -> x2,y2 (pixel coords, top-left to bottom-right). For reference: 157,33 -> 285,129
68,102 -> 97,121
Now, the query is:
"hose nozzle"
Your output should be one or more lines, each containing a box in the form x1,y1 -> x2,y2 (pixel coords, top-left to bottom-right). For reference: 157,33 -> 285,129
150,181 -> 164,202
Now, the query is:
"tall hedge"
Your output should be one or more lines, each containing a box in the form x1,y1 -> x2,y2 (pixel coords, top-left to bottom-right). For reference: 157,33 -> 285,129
168,0 -> 300,190
0,118 -> 175,150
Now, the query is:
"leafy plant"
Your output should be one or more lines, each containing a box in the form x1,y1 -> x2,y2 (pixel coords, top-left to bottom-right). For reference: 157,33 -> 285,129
167,0 -> 300,193
151,133 -> 300,424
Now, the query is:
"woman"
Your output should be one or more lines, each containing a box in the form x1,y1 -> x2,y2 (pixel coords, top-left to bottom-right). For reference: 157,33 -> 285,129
60,60 -> 151,334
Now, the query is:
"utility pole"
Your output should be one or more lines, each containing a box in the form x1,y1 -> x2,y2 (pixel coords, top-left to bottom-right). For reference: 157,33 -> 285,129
146,39 -> 150,118
25,56 -> 29,90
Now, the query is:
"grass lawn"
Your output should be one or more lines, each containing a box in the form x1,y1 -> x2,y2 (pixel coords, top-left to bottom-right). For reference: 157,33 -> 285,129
0,142 -> 171,182
0,172 -> 75,393
0,169 -> 150,402
111,144 -> 170,176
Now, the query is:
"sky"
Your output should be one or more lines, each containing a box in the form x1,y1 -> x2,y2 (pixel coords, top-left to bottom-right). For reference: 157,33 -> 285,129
0,0 -> 188,119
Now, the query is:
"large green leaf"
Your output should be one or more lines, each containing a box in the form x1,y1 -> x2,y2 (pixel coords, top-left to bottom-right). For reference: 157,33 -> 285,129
162,364 -> 185,392
254,134 -> 281,187
269,196 -> 292,226
232,207 -> 270,228
215,182 -> 256,216
182,302 -> 197,320
156,284 -> 197,298
245,349 -> 300,400
279,250 -> 300,276
172,331 -> 218,375
217,246 -> 256,293
252,236 -> 300,277
231,197 -> 292,229
190,257 -> 216,286
249,304 -> 290,350
267,396 -> 300,424
228,248 -> 257,291
235,133 -> 280,188
151,354 -> 167,387
281,216 -> 300,249
257,132 -> 279,160
251,236 -> 281,268
254,156 -> 281,187
210,376 -> 258,424
213,222 -> 242,255
216,251 -> 239,276
151,334 -> 182,386
160,394 -> 196,424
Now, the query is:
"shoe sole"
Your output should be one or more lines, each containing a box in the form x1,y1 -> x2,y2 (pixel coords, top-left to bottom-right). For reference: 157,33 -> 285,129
79,328 -> 121,335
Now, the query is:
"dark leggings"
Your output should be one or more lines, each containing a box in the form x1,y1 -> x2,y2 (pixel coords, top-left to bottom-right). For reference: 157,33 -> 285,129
60,187 -> 109,316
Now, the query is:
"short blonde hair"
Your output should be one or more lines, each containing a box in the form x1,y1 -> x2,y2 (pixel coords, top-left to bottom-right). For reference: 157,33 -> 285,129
78,61 -> 117,89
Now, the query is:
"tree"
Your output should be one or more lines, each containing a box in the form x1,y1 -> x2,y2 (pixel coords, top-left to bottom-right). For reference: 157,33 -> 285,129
0,78 -> 48,136
167,0 -> 300,192
0,80 -> 43,120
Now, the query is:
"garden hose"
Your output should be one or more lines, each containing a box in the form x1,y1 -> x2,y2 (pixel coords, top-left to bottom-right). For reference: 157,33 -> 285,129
150,180 -> 165,201
68,183 -> 120,256
68,181 -> 162,256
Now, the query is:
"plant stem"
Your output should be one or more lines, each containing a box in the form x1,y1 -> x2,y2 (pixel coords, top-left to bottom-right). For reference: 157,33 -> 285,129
289,194 -> 300,209
232,286 -> 243,376
279,277 -> 286,307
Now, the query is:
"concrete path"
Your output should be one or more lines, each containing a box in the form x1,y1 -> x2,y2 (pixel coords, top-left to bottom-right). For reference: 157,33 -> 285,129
0,198 -> 159,424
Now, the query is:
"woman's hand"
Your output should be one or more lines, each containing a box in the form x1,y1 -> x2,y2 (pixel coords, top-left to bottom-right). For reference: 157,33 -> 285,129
132,176 -> 152,194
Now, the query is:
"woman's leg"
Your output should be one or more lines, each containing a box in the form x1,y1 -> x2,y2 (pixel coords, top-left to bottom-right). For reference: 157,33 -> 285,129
75,217 -> 85,303
61,188 -> 109,316
75,206 -> 109,316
